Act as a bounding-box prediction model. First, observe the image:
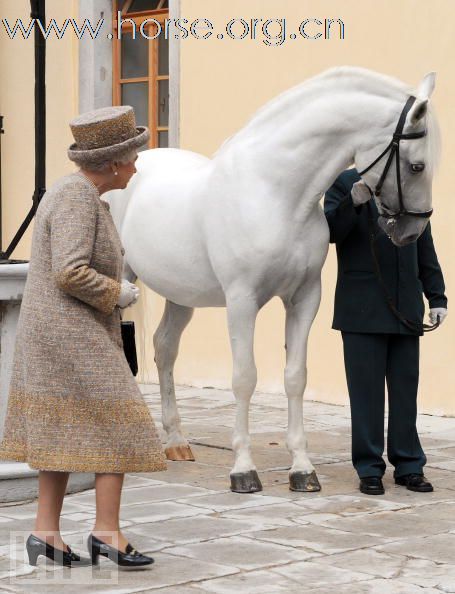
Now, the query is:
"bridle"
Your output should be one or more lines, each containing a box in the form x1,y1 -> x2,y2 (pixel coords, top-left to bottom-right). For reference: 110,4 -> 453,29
358,95 -> 433,221
357,95 -> 439,333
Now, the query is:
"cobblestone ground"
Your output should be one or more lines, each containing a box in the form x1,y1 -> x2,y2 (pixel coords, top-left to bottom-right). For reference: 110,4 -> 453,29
0,384 -> 454,593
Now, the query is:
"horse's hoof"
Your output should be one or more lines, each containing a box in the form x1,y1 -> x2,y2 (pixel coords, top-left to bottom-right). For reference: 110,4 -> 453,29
165,445 -> 195,461
289,470 -> 321,492
230,470 -> 263,493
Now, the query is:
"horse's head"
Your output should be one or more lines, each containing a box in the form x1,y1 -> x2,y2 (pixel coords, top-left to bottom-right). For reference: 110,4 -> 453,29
354,73 -> 440,247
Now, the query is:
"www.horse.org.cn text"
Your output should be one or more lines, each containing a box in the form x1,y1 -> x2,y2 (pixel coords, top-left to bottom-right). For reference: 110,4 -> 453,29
1,15 -> 346,46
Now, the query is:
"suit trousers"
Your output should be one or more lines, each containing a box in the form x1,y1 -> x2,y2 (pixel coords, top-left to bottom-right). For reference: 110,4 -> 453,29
341,332 -> 426,479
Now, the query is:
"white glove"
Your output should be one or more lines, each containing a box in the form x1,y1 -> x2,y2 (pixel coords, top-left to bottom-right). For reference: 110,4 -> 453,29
117,279 -> 140,309
429,307 -> 447,326
351,180 -> 373,205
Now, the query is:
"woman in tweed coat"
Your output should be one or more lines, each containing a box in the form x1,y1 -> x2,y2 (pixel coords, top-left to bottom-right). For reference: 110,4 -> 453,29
0,106 -> 166,568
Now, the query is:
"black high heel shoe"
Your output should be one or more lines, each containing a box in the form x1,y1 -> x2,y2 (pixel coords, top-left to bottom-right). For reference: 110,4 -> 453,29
26,533 -> 92,567
88,533 -> 155,570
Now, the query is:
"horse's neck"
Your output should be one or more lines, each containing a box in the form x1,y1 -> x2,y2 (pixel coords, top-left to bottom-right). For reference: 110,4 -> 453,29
220,78 -> 405,215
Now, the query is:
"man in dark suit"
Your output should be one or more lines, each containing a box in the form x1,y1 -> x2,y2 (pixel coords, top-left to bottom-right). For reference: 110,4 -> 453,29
324,168 -> 448,495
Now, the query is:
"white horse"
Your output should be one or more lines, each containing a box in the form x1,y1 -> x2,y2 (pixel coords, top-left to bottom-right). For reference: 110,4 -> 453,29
107,66 -> 440,493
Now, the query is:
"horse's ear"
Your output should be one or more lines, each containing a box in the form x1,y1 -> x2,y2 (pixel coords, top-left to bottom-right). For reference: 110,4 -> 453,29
409,99 -> 428,125
417,72 -> 436,99
409,72 -> 436,125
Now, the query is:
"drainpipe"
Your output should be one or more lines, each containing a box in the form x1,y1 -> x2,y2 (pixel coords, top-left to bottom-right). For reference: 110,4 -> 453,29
0,115 -> 3,253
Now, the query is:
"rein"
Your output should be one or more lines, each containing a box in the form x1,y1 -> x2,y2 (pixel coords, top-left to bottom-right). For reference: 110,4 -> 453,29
366,201 -> 439,334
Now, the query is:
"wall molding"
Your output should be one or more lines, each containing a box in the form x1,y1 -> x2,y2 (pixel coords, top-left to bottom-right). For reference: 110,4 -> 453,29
169,0 -> 181,148
78,0 -> 113,113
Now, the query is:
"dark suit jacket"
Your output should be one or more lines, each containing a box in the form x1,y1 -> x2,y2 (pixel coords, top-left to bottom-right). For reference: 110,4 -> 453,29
324,168 -> 447,335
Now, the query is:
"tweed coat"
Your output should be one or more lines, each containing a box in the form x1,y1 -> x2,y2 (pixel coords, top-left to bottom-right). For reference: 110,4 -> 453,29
0,171 -> 167,473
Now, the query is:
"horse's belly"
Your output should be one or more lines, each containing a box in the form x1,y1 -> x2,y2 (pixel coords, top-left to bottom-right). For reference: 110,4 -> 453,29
123,224 -> 226,307
137,261 -> 225,308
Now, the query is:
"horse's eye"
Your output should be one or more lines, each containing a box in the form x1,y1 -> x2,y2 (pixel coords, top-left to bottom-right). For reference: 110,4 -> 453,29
410,162 -> 425,173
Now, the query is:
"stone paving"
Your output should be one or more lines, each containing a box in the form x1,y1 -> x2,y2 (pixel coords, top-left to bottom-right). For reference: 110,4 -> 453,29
0,384 -> 454,593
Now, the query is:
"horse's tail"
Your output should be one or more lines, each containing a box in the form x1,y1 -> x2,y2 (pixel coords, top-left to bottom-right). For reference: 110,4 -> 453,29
121,261 -> 156,385
132,280 -> 157,384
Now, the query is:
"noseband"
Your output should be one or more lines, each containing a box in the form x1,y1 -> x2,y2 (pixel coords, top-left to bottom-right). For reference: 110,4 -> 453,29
359,95 -> 433,220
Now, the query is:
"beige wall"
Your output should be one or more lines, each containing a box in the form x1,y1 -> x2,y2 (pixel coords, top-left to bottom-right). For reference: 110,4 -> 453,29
1,1 -> 453,415
0,0 -> 79,260
134,0 -> 455,416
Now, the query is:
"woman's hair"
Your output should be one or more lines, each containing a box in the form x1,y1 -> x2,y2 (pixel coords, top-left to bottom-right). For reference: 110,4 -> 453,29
75,148 -> 138,172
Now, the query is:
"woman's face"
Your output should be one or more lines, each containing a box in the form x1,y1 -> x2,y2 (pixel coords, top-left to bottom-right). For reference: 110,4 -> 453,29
113,154 -> 138,190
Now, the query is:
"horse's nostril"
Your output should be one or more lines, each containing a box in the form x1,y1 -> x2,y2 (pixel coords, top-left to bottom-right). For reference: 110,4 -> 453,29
405,234 -> 419,244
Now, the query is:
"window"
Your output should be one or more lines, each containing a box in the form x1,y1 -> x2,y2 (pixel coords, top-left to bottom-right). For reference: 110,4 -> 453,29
113,0 -> 169,148
118,0 -> 168,12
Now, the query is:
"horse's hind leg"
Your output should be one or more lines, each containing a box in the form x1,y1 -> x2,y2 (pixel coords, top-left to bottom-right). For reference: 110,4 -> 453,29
226,294 -> 262,493
283,279 -> 323,492
153,300 -> 195,461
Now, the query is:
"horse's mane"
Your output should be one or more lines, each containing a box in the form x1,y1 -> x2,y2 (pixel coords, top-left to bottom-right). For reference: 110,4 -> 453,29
425,102 -> 442,174
214,66 -> 441,172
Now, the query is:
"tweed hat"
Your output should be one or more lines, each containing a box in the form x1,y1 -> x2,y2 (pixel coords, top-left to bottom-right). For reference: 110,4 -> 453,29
67,105 -> 150,165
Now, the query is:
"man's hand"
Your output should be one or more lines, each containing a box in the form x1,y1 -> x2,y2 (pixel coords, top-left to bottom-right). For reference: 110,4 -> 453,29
429,307 -> 447,326
351,181 -> 373,206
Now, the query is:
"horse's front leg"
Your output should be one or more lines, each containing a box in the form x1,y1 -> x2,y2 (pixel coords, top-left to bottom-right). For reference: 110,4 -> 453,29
283,280 -> 322,492
226,293 -> 261,493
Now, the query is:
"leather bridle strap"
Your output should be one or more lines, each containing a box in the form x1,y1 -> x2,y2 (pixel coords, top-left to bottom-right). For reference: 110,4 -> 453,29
359,96 -> 432,220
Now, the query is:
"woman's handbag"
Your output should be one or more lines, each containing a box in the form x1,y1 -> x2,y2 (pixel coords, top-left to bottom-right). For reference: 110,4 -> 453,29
120,320 -> 138,376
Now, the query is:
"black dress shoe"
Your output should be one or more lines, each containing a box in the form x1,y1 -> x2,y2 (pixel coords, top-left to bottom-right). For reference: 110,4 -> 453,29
395,473 -> 434,492
26,533 -> 92,567
88,533 -> 154,570
359,476 -> 385,495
